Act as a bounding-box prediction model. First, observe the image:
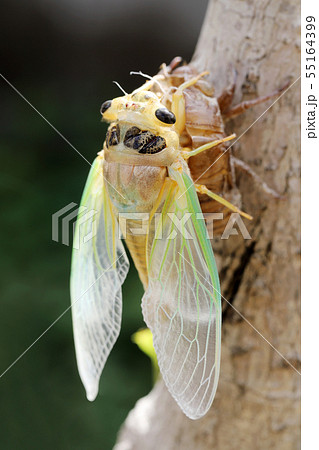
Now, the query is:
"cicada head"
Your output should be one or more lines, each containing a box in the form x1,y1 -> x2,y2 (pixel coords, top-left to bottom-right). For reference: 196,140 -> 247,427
100,89 -> 179,166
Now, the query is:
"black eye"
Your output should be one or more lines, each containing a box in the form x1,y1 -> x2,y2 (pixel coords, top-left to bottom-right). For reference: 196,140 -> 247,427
155,108 -> 176,124
100,100 -> 112,114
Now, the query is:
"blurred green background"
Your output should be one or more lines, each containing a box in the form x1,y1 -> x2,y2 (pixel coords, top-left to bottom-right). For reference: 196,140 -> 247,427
0,0 -> 207,448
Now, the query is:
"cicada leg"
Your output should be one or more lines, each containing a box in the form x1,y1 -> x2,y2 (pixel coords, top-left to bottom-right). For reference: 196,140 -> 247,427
171,71 -> 209,135
181,134 -> 236,159
195,183 -> 253,220
159,56 -> 182,77
222,81 -> 291,120
217,68 -> 237,114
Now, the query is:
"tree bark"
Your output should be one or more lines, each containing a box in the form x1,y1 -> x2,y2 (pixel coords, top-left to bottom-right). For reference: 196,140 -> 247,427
115,0 -> 300,448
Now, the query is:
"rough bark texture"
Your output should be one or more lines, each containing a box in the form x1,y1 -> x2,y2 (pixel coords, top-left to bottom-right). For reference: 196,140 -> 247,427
115,0 -> 300,448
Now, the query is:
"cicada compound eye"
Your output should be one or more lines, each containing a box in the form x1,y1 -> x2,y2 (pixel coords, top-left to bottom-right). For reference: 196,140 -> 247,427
155,107 -> 176,124
100,100 -> 112,114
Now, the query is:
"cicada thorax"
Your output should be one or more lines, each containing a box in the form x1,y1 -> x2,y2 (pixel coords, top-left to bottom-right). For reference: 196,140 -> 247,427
105,122 -> 167,155
102,118 -> 174,210
152,65 -> 240,237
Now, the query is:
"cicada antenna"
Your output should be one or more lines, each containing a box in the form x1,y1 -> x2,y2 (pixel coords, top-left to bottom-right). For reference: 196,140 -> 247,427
113,81 -> 128,95
130,71 -> 165,94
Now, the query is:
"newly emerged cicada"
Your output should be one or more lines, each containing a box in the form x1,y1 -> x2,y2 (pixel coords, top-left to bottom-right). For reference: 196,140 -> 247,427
70,67 -> 254,419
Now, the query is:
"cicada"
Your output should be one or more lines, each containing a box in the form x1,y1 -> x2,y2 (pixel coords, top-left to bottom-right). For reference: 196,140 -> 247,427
70,68 -> 253,420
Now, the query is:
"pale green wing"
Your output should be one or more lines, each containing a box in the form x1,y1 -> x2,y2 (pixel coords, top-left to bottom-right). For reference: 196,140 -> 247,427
70,156 -> 129,401
142,165 -> 221,420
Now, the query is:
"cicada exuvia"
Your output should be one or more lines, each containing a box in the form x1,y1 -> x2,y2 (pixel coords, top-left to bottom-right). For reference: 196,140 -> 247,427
70,64 -> 257,420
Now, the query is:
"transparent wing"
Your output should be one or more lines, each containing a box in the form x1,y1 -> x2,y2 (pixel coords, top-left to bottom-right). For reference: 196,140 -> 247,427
142,166 -> 221,419
70,156 -> 129,401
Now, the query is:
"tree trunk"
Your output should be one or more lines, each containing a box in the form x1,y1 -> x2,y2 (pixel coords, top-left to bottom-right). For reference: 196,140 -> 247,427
115,0 -> 300,448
